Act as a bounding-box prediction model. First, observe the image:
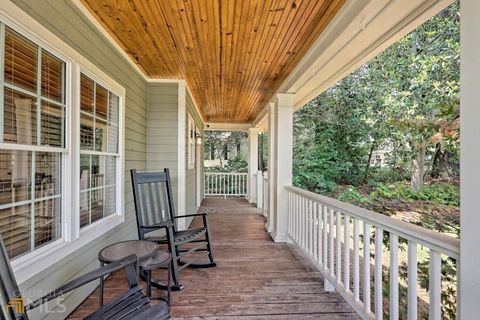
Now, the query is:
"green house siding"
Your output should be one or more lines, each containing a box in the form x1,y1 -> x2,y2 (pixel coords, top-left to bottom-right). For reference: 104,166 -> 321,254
147,82 -> 179,208
8,1 -> 147,318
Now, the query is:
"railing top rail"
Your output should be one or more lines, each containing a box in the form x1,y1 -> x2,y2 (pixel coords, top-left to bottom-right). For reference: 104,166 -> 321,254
205,172 -> 247,175
286,186 -> 460,258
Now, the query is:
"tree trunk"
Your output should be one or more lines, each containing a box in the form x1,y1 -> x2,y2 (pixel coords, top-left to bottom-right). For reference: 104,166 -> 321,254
411,139 -> 426,192
364,142 -> 376,183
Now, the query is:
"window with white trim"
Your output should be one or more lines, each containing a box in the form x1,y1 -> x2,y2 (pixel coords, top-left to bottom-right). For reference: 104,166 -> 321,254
0,19 -> 124,262
79,74 -> 119,228
0,25 -> 65,259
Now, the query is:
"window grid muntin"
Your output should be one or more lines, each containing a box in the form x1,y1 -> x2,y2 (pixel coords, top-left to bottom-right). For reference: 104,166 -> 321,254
0,22 -> 66,258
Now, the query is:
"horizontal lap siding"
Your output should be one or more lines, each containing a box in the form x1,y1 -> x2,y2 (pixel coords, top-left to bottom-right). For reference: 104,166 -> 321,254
146,83 -> 179,208
9,1 -> 147,319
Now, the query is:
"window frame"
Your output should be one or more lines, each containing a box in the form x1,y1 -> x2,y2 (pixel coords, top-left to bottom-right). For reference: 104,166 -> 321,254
0,7 -> 126,284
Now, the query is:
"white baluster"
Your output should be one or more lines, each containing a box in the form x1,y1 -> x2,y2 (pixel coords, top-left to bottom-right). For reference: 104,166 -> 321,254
408,241 -> 418,320
318,203 -> 323,266
323,205 -> 328,270
353,218 -> 360,302
429,250 -> 441,320
390,234 -> 399,320
309,200 -> 313,255
375,228 -> 383,320
364,222 -> 371,314
313,202 -> 318,261
336,211 -> 342,284
329,208 -> 335,278
344,215 -> 351,293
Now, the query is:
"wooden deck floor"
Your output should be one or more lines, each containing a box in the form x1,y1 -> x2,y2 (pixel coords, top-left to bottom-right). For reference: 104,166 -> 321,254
69,198 -> 360,319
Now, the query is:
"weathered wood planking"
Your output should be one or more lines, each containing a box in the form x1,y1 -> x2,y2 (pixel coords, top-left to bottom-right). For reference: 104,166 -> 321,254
68,198 -> 360,319
79,0 -> 346,123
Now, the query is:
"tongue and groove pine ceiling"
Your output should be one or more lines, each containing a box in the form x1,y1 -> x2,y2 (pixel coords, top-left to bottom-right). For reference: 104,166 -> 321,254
80,0 -> 345,123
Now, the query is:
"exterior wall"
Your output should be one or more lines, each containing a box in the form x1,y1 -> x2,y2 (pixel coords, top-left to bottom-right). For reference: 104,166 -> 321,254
185,90 -> 203,227
8,0 -> 147,318
146,83 -> 179,209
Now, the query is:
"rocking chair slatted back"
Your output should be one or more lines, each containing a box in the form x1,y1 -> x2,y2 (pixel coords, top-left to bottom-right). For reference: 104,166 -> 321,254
131,169 -> 176,239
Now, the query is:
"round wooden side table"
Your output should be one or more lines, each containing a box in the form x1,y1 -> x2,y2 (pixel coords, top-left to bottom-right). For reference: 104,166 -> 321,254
98,240 -> 171,306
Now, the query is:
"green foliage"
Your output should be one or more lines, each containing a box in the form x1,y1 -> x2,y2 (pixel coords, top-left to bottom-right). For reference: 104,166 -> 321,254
371,182 -> 459,206
226,155 -> 248,173
337,186 -> 369,206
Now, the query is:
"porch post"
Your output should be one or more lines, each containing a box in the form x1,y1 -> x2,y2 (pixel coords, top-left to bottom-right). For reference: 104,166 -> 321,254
267,102 -> 275,233
460,0 -> 480,318
272,93 -> 294,242
248,128 -> 259,204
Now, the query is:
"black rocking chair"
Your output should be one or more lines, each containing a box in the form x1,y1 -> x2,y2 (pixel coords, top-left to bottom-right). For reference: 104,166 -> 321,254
0,235 -> 170,320
131,168 -> 216,291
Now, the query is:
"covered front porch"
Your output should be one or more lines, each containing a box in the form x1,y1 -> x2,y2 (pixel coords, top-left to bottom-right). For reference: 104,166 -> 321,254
0,0 -> 478,319
69,198 -> 360,319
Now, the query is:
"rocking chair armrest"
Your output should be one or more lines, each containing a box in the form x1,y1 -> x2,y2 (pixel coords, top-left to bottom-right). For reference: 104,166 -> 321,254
173,212 -> 208,219
25,255 -> 138,311
140,221 -> 174,229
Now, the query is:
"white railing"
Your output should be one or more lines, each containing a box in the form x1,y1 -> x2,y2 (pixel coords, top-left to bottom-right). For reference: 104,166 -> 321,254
204,172 -> 248,198
286,186 -> 460,320
256,171 -> 263,209
263,172 -> 269,217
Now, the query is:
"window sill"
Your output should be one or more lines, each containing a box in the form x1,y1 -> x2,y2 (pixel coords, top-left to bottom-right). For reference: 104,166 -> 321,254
12,214 -> 124,285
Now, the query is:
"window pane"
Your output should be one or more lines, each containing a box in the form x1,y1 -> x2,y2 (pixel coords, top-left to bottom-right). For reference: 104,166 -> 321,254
35,152 -> 61,198
80,74 -> 94,113
108,92 -> 119,124
80,155 -> 90,190
80,114 -> 94,150
4,88 -> 37,145
0,204 -> 31,259
104,186 -> 116,217
4,27 -> 37,93
90,188 -> 104,224
95,84 -> 107,119
41,51 -> 64,103
34,197 -> 61,249
94,118 -> 107,152
0,150 -> 31,205
107,123 -> 118,153
41,100 -> 64,147
79,190 -> 89,228
105,156 -> 116,186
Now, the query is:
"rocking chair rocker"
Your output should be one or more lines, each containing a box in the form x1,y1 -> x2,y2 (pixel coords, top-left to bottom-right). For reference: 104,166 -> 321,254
131,168 -> 216,291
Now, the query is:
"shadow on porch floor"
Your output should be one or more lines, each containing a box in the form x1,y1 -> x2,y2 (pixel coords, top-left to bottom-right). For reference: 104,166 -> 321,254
68,198 -> 360,319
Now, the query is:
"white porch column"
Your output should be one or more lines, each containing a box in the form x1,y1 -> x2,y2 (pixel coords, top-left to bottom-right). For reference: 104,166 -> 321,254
460,0 -> 480,318
271,93 -> 294,242
267,102 -> 275,233
248,128 -> 259,203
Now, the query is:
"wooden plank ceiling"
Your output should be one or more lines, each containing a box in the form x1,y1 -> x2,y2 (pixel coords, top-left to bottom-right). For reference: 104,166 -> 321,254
80,0 -> 345,123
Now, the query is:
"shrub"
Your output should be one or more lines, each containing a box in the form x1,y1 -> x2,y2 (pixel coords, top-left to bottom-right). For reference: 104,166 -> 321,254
337,186 -> 369,206
371,181 -> 459,206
